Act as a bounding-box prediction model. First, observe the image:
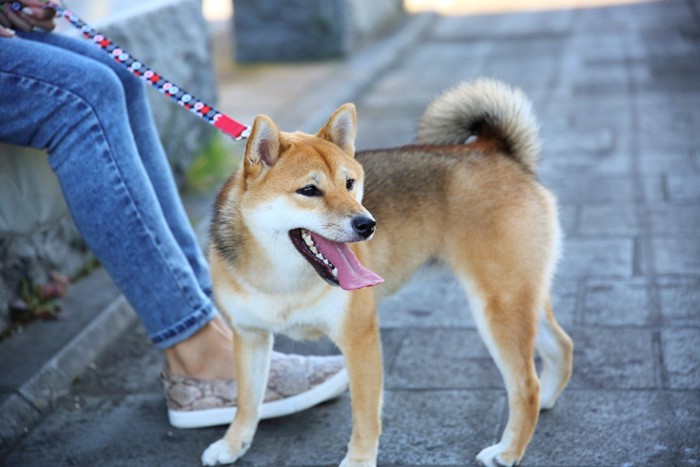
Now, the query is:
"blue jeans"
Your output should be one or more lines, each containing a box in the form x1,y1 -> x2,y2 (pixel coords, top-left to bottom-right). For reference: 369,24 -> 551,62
0,32 -> 217,349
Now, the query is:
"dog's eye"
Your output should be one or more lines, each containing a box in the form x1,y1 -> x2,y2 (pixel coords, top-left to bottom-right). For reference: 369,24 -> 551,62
296,185 -> 323,197
346,179 -> 355,191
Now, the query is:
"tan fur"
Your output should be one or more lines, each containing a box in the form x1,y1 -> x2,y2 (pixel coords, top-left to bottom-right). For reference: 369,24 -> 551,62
203,79 -> 573,467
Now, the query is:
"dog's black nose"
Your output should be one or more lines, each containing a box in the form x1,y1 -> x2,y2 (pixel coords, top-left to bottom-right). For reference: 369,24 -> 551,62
352,216 -> 376,239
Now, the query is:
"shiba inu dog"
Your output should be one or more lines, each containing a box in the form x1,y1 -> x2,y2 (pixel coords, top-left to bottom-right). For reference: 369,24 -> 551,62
202,78 -> 573,467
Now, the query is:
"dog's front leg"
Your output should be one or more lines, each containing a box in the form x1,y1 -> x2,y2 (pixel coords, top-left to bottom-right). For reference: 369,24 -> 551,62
338,300 -> 383,467
202,328 -> 273,466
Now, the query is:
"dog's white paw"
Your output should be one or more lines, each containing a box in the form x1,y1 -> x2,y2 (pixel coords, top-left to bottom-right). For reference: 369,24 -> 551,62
201,439 -> 248,466
476,443 -> 518,467
339,455 -> 376,467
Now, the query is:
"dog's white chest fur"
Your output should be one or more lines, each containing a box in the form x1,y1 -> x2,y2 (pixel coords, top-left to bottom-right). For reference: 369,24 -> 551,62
217,280 -> 350,341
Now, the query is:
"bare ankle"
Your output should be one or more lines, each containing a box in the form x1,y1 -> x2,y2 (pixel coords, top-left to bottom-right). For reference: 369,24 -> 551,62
164,316 -> 235,380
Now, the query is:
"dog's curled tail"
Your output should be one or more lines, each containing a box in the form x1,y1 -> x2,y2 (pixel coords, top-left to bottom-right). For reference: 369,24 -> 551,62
417,78 -> 541,172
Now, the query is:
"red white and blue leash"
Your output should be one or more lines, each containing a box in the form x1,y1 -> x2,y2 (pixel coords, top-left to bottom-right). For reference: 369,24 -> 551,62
10,1 -> 251,140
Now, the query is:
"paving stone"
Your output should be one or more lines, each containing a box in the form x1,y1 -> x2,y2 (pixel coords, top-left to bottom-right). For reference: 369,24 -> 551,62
544,176 -> 637,204
661,328 -> 700,389
638,107 -> 700,153
568,328 -> 657,389
641,238 -> 700,275
539,149 -> 633,177
379,389 -> 505,466
638,148 -> 699,175
378,266 -> 474,330
232,395 -> 354,466
578,204 -> 640,236
524,390 -> 699,467
4,391 -> 353,467
2,393 -> 196,467
386,329 -> 501,390
666,175 -> 700,202
639,175 -> 670,202
558,238 -> 634,278
648,204 -> 700,234
581,279 -> 654,326
657,277 -> 700,326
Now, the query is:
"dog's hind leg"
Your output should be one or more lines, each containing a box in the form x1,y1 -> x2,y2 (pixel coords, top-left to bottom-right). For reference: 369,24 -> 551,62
535,296 -> 573,410
458,276 -> 541,467
202,328 -> 273,466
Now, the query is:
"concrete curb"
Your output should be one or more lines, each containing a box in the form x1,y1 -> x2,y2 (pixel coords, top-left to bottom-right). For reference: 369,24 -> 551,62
0,294 -> 136,453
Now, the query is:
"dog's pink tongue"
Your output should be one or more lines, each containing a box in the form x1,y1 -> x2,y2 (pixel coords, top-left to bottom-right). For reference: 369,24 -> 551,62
310,233 -> 384,291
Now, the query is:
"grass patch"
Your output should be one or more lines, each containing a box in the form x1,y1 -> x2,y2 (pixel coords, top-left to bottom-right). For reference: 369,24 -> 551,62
184,134 -> 245,195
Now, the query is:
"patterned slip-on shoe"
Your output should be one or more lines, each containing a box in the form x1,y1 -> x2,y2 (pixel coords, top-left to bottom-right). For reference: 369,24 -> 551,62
161,352 -> 348,429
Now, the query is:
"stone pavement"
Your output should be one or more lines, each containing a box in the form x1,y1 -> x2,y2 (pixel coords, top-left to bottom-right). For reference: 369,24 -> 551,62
2,1 -> 699,465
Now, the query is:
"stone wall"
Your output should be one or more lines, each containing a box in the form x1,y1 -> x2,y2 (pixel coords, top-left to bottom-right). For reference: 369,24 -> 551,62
0,0 -> 218,333
233,0 -> 405,62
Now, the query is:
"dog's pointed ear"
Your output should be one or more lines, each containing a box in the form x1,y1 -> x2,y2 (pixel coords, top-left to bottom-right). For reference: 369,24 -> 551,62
317,103 -> 357,158
244,115 -> 280,177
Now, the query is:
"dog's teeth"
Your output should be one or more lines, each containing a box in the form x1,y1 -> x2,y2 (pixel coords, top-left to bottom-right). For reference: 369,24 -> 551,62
323,259 -> 330,265
316,253 -> 324,260
302,233 -> 313,246
331,268 -> 338,277
309,245 -> 318,254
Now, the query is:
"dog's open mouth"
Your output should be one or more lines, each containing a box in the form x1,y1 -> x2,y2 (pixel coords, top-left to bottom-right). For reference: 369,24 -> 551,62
289,228 -> 384,291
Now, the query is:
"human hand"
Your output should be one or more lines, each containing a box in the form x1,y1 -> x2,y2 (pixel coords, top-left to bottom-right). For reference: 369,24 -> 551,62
0,1 -> 57,38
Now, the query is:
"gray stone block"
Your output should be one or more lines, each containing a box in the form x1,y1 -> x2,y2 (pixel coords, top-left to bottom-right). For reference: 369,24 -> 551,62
641,238 -> 700,275
233,0 -> 404,62
658,277 -> 700,326
378,266 -> 474,330
568,328 -> 657,389
539,149 -> 632,178
648,204 -> 700,234
578,204 -> 639,236
639,148 -> 697,175
661,328 -> 700,389
379,390 -> 505,465
666,175 -> 700,202
558,238 -> 634,278
577,202 -> 700,236
582,279 -> 654,326
386,329 -> 502,390
543,175 -> 637,204
234,0 -> 350,61
2,393 -> 192,467
525,390 -> 699,466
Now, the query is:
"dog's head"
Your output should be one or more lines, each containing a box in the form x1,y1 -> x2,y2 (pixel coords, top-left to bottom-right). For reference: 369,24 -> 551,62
239,103 -> 383,291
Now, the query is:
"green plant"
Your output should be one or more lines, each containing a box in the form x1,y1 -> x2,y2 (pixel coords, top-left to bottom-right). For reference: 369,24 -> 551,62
9,272 -> 70,322
184,134 -> 245,195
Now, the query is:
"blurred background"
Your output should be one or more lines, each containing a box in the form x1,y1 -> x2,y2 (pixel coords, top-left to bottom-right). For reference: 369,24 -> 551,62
2,1 -> 698,465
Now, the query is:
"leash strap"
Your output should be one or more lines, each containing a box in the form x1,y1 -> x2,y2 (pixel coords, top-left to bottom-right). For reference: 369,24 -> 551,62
22,1 -> 251,140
